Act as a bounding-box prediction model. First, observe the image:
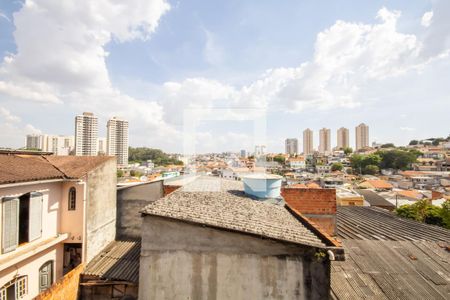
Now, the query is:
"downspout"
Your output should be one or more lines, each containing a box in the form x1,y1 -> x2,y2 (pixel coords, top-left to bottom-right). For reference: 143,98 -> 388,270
81,174 -> 88,263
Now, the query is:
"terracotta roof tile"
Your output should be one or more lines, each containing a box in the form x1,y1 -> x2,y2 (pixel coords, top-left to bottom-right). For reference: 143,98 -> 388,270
0,154 -> 115,184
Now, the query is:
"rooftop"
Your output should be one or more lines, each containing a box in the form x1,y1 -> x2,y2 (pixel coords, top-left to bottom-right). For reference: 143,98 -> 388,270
141,176 -> 326,248
0,153 -> 115,185
362,179 -> 393,189
355,189 -> 395,208
82,240 -> 140,283
336,206 -> 449,242
332,206 -> 450,300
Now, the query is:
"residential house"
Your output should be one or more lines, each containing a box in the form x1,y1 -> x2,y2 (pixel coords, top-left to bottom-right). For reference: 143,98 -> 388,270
288,157 -> 306,170
0,152 -> 116,299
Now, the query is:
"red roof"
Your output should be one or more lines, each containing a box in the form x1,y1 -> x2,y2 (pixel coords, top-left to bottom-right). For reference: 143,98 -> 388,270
0,154 -> 115,185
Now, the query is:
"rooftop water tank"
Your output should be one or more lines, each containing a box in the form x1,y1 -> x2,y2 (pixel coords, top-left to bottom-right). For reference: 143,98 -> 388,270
241,173 -> 283,199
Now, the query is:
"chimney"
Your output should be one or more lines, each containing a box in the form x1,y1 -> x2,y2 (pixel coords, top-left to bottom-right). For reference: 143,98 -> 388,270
281,187 -> 337,236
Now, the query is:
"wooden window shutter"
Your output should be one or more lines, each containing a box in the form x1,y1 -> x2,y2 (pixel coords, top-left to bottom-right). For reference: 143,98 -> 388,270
29,192 -> 43,242
2,197 -> 19,253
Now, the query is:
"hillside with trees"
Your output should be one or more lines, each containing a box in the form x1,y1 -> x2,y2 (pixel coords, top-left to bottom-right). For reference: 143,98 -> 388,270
128,147 -> 183,166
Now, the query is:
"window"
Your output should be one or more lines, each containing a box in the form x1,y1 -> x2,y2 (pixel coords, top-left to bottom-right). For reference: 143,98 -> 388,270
68,187 -> 76,210
39,261 -> 54,292
2,192 -> 42,254
0,276 -> 28,300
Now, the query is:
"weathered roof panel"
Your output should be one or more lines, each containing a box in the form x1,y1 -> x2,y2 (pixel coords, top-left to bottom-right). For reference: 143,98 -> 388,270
141,176 -> 326,248
83,240 -> 141,283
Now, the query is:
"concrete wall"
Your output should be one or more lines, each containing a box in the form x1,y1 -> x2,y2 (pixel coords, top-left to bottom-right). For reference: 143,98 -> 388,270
116,181 -> 164,239
85,159 -> 117,262
139,217 -> 330,300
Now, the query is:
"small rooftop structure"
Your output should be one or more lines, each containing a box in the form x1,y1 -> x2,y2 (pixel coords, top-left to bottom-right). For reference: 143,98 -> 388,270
241,173 -> 283,199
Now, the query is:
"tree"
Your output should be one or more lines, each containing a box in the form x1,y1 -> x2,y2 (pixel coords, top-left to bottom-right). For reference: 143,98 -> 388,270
395,199 -> 450,229
349,154 -> 381,174
343,147 -> 353,155
381,143 -> 395,148
117,169 -> 124,178
331,162 -> 343,172
409,140 -> 419,145
363,165 -> 379,175
377,150 -> 417,170
273,155 -> 286,164
128,147 -> 183,166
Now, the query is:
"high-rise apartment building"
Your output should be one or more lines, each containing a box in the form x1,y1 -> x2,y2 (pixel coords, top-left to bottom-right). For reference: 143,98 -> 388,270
285,138 -> 298,155
337,127 -> 349,150
303,129 -> 313,155
355,123 -> 369,151
26,134 -> 45,150
25,134 -> 74,155
75,112 -> 98,156
107,117 -> 129,166
98,137 -> 107,155
319,128 -> 331,154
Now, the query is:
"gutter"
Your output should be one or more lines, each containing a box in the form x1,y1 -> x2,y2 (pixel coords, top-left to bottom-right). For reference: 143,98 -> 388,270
0,179 -> 70,188
81,176 -> 88,264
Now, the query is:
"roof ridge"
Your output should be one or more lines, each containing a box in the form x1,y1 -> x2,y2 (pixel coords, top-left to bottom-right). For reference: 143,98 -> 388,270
41,155 -> 70,179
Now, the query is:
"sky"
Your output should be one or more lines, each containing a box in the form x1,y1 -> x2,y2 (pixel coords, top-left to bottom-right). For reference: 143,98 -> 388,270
0,0 -> 449,154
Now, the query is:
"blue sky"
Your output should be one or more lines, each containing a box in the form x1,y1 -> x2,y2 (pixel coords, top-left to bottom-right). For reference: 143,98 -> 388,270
0,0 -> 449,153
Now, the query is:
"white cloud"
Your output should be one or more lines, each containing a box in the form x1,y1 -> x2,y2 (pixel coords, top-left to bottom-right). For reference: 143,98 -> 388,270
400,127 -> 415,132
0,10 -> 10,22
0,107 -> 21,123
1,2 -> 450,151
421,11 -> 433,27
0,0 -> 171,139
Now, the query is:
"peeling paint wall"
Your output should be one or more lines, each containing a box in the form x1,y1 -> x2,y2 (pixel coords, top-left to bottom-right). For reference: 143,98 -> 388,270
139,217 -> 330,300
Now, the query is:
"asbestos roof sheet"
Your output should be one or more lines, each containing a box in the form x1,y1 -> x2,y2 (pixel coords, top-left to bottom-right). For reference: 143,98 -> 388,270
83,240 -> 141,283
337,206 -> 450,242
355,189 -> 395,208
331,239 -> 450,300
141,176 -> 326,248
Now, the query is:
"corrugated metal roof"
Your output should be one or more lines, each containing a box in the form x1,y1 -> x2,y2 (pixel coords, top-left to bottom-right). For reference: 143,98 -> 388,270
332,206 -> 450,300
83,240 -> 141,283
331,239 -> 450,300
337,206 -> 449,242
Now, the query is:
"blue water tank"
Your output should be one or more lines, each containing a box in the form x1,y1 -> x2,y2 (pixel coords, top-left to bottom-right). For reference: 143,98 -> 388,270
241,173 -> 283,199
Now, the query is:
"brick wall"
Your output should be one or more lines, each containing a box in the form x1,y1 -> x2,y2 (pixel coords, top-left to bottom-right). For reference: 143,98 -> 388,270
163,185 -> 181,196
281,188 -> 337,236
35,264 -> 84,300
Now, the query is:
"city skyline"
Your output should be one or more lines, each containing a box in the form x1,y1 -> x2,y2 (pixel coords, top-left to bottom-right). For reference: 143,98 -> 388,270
0,1 -> 449,153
